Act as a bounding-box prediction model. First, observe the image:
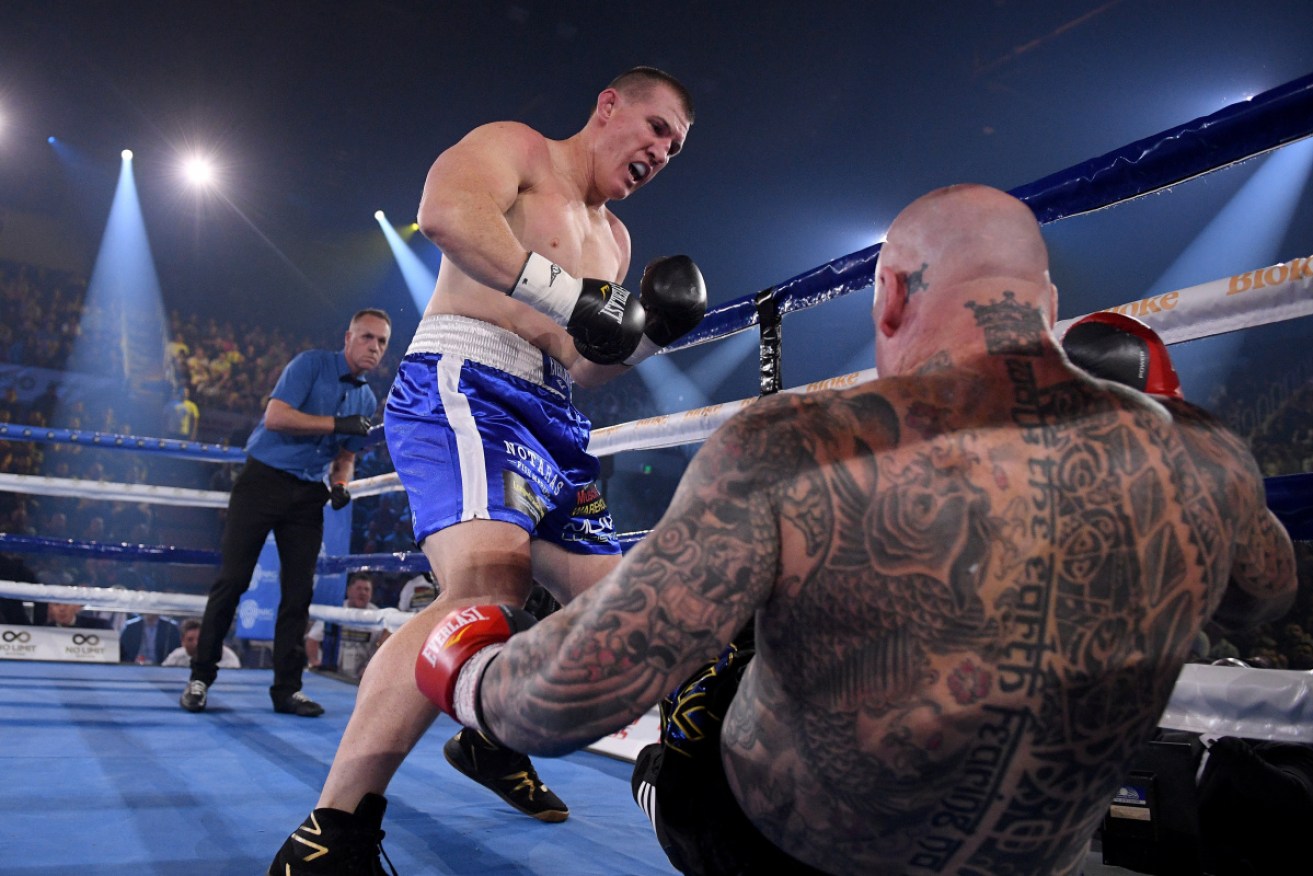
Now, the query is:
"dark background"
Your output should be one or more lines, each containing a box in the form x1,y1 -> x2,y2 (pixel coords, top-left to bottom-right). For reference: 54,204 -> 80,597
3,1 -> 1311,384
0,1 -> 1309,676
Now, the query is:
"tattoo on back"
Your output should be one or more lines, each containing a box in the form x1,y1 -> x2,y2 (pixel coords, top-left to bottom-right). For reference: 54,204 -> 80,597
487,289 -> 1256,875
722,296 -> 1239,873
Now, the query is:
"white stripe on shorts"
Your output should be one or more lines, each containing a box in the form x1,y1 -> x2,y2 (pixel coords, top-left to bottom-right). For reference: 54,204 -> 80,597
435,355 -> 488,520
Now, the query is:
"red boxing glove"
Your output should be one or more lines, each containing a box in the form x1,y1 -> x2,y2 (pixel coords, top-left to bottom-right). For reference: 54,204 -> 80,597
415,604 -> 536,729
1061,311 -> 1184,399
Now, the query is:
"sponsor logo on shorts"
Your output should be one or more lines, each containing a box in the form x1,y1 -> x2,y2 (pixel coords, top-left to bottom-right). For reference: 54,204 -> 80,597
502,441 -> 564,497
561,514 -> 615,545
572,482 -> 608,518
543,357 -> 571,397
503,471 -> 548,525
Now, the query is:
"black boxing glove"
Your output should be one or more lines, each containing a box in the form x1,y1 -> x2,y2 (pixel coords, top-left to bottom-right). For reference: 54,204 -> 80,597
1061,311 -> 1184,399
334,414 -> 372,436
623,255 -> 707,366
510,252 -> 645,365
329,482 -> 351,511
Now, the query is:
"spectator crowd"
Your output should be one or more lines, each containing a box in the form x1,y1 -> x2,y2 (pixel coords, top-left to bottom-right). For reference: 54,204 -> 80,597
1,254 -> 1311,671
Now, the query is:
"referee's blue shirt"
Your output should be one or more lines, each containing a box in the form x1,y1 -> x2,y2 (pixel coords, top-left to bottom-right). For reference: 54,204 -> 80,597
245,350 -> 377,483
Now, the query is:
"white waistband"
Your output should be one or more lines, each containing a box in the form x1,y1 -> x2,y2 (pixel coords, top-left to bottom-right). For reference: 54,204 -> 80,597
405,314 -> 572,395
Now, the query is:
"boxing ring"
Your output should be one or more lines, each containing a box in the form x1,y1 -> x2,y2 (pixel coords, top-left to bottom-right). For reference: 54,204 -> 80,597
2,73 -> 1313,873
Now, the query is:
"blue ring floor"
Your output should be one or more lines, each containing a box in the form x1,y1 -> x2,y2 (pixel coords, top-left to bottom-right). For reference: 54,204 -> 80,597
0,660 -> 677,875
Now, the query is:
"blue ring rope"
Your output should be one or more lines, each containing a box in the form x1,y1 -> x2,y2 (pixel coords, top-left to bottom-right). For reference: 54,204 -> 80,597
1,466 -> 1308,577
1,76 -> 1309,572
0,422 -> 386,462
675,72 -> 1313,351
2,77 -> 1308,459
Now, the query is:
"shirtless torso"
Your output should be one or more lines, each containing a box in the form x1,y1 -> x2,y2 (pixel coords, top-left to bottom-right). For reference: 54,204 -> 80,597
722,337 -> 1284,873
462,184 -> 1294,876
421,121 -> 630,372
268,70 -> 700,875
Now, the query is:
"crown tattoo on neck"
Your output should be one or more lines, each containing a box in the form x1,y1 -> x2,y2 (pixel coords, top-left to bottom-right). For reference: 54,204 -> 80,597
966,291 -> 1046,356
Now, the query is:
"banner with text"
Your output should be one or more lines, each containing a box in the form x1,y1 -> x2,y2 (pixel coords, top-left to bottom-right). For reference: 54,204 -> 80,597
0,624 -> 119,663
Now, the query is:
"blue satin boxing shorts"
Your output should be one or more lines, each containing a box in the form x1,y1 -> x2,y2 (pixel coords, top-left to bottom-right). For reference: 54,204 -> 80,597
385,314 -> 620,556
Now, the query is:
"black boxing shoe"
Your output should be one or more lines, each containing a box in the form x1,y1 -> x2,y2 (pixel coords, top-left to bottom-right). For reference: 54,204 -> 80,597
267,793 -> 396,875
443,729 -> 569,822
273,691 -> 325,717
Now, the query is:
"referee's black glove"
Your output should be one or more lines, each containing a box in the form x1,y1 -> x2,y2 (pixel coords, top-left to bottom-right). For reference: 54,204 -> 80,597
334,415 -> 371,436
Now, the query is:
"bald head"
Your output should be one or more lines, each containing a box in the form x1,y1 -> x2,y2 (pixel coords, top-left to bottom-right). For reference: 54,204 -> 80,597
873,185 -> 1057,375
879,184 -> 1049,289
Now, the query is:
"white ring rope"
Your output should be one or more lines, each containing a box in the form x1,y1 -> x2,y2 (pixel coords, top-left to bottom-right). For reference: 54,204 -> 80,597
347,471 -> 405,500
0,580 -> 416,633
599,256 -> 1312,454
5,256 -> 1304,508
0,472 -> 230,508
1158,664 -> 1313,743
1050,254 -> 1313,345
0,253 -> 1309,742
591,368 -> 879,457
2,576 -> 1306,741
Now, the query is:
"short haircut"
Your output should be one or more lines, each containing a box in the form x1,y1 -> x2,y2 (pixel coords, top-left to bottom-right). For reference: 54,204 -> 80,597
347,572 -> 374,585
606,66 -> 694,123
351,308 -> 391,328
181,618 -> 202,635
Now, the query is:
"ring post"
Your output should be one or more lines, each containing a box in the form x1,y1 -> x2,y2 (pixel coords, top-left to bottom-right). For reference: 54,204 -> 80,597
755,286 -> 782,396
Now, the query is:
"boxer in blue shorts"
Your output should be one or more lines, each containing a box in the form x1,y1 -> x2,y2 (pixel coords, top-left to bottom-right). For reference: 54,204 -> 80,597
272,67 -> 707,874
386,314 -> 619,557
392,185 -> 1295,876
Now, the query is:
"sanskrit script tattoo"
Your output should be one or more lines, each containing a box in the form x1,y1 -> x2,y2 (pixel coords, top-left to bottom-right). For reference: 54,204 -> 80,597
483,289 -> 1268,875
727,293 -> 1241,874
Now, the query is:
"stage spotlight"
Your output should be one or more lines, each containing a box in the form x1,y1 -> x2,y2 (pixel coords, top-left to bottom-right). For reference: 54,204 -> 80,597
61,147 -> 167,439
121,149 -> 133,161
47,136 -> 56,144
182,155 -> 215,187
375,209 -> 437,311
1144,137 -> 1313,405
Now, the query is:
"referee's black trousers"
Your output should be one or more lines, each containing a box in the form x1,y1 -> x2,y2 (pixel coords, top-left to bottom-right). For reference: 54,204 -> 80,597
192,457 -> 328,701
